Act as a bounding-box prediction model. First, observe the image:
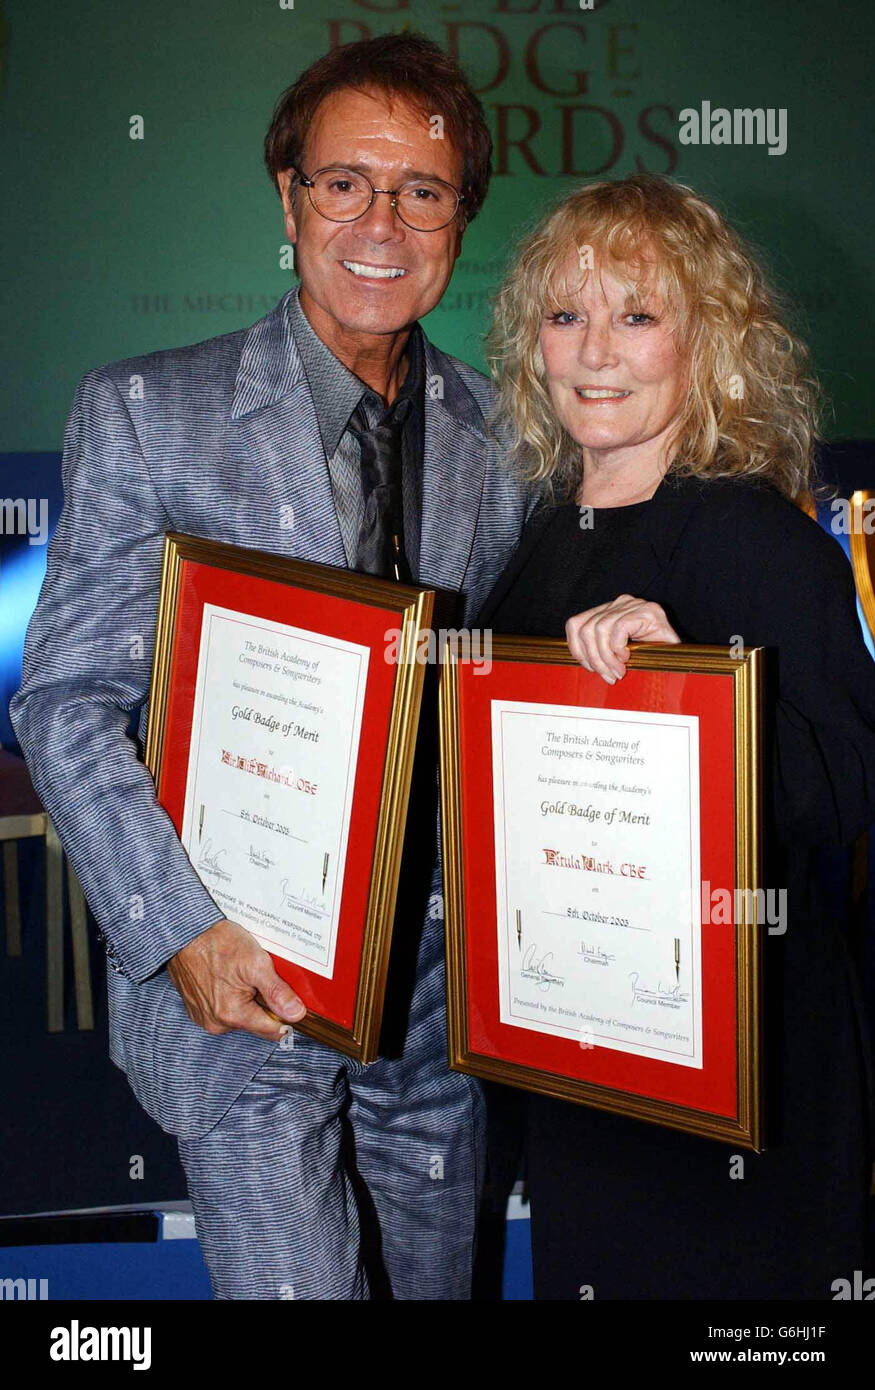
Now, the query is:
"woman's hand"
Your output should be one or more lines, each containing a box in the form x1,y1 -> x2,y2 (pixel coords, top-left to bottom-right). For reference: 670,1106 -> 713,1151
565,595 -> 681,683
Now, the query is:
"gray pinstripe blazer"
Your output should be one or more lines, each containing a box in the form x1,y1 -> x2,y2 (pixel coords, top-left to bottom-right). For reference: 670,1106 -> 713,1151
11,288 -> 536,1138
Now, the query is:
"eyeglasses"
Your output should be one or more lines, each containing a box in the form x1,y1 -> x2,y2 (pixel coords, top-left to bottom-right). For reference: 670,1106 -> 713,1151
291,165 -> 463,232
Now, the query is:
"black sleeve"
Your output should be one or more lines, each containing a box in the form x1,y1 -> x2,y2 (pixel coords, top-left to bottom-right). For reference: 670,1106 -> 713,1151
745,513 -> 875,846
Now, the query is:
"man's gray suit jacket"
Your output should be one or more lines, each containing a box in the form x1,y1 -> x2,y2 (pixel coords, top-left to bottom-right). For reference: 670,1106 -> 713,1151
11,288 -> 535,1139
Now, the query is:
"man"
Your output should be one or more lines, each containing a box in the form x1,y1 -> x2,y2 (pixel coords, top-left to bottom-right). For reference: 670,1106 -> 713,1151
12,33 -> 525,1300
12,33 -> 666,1299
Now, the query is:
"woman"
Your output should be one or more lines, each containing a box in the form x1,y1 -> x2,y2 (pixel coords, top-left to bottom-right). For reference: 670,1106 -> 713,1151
478,174 -> 875,1299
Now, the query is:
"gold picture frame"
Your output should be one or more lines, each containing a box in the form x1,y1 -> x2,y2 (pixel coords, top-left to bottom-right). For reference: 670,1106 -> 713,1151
440,638 -> 764,1150
849,491 -> 875,645
146,532 -> 434,1062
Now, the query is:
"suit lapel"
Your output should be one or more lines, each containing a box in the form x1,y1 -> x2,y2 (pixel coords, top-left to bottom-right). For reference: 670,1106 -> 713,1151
474,502 -> 555,626
224,291 -> 347,567
418,340 -> 491,597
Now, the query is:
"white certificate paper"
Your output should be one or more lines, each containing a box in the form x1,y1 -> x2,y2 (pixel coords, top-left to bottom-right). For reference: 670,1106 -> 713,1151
493,700 -> 702,1067
180,604 -> 369,978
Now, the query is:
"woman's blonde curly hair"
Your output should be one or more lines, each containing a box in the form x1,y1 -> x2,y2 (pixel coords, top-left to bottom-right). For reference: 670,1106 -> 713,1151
488,174 -> 821,502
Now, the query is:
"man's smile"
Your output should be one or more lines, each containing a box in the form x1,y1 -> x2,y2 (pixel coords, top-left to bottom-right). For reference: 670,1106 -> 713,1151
341,260 -> 408,280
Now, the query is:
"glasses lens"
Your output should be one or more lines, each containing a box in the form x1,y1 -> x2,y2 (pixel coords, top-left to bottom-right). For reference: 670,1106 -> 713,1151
309,168 -> 372,221
397,179 -> 459,229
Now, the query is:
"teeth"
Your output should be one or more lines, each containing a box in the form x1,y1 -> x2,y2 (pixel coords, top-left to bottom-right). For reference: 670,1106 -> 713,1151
342,261 -> 406,279
575,388 -> 631,399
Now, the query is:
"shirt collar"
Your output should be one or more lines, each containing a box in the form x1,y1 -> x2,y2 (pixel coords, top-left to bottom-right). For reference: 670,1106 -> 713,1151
287,285 -> 425,456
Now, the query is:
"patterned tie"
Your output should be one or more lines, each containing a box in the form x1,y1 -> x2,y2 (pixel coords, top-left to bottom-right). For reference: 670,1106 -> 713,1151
349,398 -> 412,583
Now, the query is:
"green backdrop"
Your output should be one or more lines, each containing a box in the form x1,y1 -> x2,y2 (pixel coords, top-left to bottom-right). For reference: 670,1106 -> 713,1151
1,0 -> 872,449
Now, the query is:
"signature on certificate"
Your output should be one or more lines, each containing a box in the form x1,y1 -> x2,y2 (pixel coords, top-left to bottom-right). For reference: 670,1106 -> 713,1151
280,877 -> 328,917
628,971 -> 689,1007
198,839 -> 232,882
521,942 -> 566,993
247,844 -> 275,870
578,941 -> 616,966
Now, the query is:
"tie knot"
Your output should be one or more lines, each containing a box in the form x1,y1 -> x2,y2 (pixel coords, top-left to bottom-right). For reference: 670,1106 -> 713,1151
350,394 -> 411,436
385,396 -> 412,429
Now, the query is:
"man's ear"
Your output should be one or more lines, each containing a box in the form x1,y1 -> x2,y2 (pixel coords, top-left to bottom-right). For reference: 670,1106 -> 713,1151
277,170 -> 299,245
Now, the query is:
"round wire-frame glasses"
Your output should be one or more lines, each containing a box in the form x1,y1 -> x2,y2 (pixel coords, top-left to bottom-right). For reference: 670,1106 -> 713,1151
292,164 -> 464,232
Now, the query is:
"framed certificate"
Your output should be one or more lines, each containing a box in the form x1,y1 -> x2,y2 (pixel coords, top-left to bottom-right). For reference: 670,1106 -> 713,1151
146,533 -> 433,1062
440,639 -> 764,1149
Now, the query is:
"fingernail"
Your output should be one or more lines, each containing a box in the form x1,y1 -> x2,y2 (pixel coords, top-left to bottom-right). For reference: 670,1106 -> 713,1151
289,1002 -> 306,1021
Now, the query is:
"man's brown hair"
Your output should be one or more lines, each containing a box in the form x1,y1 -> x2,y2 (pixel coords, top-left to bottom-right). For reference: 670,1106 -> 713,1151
264,32 -> 492,225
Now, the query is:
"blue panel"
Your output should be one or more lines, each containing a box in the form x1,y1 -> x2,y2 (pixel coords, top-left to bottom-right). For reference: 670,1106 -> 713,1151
502,1216 -> 533,1301
0,453 -> 63,748
0,1241 -> 212,1301
0,1211 -> 535,1300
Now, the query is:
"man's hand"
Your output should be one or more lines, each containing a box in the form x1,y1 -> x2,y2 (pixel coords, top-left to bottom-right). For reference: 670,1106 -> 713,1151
167,919 -> 306,1041
565,595 -> 680,683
